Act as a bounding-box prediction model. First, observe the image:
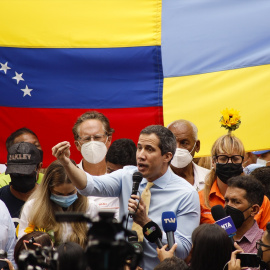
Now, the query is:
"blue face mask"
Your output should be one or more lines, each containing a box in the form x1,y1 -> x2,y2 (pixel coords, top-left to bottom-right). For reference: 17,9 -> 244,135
50,193 -> 78,208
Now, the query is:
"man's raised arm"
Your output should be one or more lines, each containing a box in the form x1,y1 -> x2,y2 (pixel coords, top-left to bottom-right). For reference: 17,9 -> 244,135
52,141 -> 87,190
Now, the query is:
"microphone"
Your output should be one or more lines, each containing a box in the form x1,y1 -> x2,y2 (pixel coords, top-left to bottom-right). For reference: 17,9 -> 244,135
128,172 -> 143,216
211,205 -> 237,249
143,221 -> 163,249
161,211 -> 177,250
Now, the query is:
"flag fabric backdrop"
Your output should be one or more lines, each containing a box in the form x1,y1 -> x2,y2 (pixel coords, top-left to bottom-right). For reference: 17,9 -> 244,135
1,0 -> 270,167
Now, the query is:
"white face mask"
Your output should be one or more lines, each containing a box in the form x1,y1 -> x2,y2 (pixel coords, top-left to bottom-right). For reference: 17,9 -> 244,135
81,141 -> 107,164
171,142 -> 196,168
257,158 -> 269,166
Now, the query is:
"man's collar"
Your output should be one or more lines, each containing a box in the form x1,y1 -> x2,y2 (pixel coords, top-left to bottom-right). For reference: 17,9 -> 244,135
236,220 -> 260,243
141,168 -> 171,189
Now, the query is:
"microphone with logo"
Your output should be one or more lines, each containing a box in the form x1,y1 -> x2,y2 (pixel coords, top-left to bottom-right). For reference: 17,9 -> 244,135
142,221 -> 163,249
211,205 -> 237,249
128,172 -> 143,217
162,211 -> 177,250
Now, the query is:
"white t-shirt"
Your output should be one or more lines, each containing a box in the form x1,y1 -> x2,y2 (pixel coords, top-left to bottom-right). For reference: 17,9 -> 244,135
18,197 -> 99,241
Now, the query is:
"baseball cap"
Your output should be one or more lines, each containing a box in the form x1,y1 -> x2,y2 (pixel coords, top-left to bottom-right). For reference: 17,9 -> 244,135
5,142 -> 42,175
252,150 -> 270,155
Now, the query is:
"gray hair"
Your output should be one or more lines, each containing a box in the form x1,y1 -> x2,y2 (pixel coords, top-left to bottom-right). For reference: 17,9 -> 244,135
167,119 -> 198,141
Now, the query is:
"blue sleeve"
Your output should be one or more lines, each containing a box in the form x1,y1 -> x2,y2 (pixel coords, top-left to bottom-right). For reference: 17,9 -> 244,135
78,169 -> 124,197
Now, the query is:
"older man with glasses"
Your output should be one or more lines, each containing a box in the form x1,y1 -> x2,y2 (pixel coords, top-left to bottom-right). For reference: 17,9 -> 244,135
72,111 -> 119,219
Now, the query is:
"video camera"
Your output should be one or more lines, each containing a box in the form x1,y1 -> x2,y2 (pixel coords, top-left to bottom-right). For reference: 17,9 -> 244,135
17,246 -> 58,270
55,210 -> 143,270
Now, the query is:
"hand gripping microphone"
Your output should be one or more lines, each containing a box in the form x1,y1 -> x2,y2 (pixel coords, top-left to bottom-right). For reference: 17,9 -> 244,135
128,172 -> 143,217
143,221 -> 163,249
161,211 -> 177,250
211,205 -> 237,250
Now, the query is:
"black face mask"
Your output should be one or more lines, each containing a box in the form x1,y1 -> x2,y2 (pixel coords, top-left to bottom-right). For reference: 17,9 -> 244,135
10,172 -> 37,193
224,205 -> 251,229
257,247 -> 270,270
215,163 -> 243,184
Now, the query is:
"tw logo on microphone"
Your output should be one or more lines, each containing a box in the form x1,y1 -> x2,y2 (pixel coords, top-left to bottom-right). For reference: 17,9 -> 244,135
163,218 -> 176,223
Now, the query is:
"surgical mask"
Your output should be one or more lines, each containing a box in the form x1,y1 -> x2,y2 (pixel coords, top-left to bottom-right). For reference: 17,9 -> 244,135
215,163 -> 243,184
10,172 -> 37,193
50,193 -> 78,208
257,158 -> 269,166
81,141 -> 107,164
171,142 -> 196,168
224,205 -> 251,229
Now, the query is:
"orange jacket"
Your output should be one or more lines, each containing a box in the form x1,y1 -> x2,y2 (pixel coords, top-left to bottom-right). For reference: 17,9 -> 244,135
198,180 -> 270,230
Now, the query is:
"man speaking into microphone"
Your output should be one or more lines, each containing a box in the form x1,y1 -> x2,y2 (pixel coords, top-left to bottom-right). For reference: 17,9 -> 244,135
52,125 -> 200,270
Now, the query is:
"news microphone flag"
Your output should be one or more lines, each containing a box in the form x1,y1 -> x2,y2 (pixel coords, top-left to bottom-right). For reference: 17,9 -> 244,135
215,216 -> 237,237
143,221 -> 163,249
162,211 -> 177,250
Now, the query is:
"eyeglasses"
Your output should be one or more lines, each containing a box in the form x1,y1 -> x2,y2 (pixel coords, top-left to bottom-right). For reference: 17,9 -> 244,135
214,155 -> 244,164
77,134 -> 107,144
256,240 -> 270,251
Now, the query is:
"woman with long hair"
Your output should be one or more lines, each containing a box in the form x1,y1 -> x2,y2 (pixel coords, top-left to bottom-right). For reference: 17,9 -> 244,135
190,224 -> 232,270
18,160 -> 99,247
198,133 -> 270,230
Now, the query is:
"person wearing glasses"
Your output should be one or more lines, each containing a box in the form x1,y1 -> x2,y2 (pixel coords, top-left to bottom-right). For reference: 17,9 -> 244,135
229,223 -> 270,270
199,134 -> 270,230
72,111 -> 119,219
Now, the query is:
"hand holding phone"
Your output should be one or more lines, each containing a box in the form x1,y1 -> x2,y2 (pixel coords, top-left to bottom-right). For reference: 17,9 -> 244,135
236,253 -> 260,268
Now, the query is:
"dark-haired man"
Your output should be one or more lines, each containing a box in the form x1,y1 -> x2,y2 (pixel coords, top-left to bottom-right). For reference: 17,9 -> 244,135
224,175 -> 265,253
106,138 -> 137,173
0,127 -> 43,188
52,125 -> 200,270
251,166 -> 270,200
0,142 -> 42,222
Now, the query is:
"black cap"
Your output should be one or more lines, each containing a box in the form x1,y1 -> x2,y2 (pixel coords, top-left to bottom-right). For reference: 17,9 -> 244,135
6,142 -> 42,175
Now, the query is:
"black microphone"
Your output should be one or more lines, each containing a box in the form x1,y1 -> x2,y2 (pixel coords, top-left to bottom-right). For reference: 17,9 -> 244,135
128,172 -> 143,216
143,221 -> 163,249
161,211 -> 177,250
211,205 -> 236,250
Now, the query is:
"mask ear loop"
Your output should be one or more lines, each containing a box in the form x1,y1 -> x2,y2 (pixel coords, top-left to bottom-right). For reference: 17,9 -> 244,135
190,141 -> 197,154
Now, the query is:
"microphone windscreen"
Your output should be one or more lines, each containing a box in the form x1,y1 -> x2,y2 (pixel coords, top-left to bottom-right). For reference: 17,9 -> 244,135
133,171 -> 143,183
211,204 -> 227,221
161,211 -> 177,232
211,205 -> 227,221
143,221 -> 162,243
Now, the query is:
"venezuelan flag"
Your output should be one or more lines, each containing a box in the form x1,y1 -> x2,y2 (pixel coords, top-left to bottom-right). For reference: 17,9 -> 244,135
0,0 -> 162,166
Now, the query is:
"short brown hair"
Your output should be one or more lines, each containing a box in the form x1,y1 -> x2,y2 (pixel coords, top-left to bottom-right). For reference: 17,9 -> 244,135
72,111 -> 115,140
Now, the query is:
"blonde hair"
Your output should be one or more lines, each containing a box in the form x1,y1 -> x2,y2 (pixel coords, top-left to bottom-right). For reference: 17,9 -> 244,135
203,134 -> 245,209
24,160 -> 88,247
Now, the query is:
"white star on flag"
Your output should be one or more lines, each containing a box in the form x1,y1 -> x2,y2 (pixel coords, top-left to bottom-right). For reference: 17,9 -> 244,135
21,85 -> 33,97
0,62 -> 11,74
12,72 -> 24,84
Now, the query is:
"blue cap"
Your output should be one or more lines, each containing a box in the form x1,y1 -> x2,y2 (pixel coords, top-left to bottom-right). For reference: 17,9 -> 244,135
252,150 -> 270,155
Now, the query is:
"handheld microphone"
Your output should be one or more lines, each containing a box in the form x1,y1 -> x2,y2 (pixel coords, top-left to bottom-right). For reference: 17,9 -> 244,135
211,205 -> 237,249
143,221 -> 163,249
128,172 -> 143,216
161,211 -> 177,250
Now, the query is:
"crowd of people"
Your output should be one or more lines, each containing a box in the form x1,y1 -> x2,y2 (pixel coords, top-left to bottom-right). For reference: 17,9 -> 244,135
0,110 -> 270,270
